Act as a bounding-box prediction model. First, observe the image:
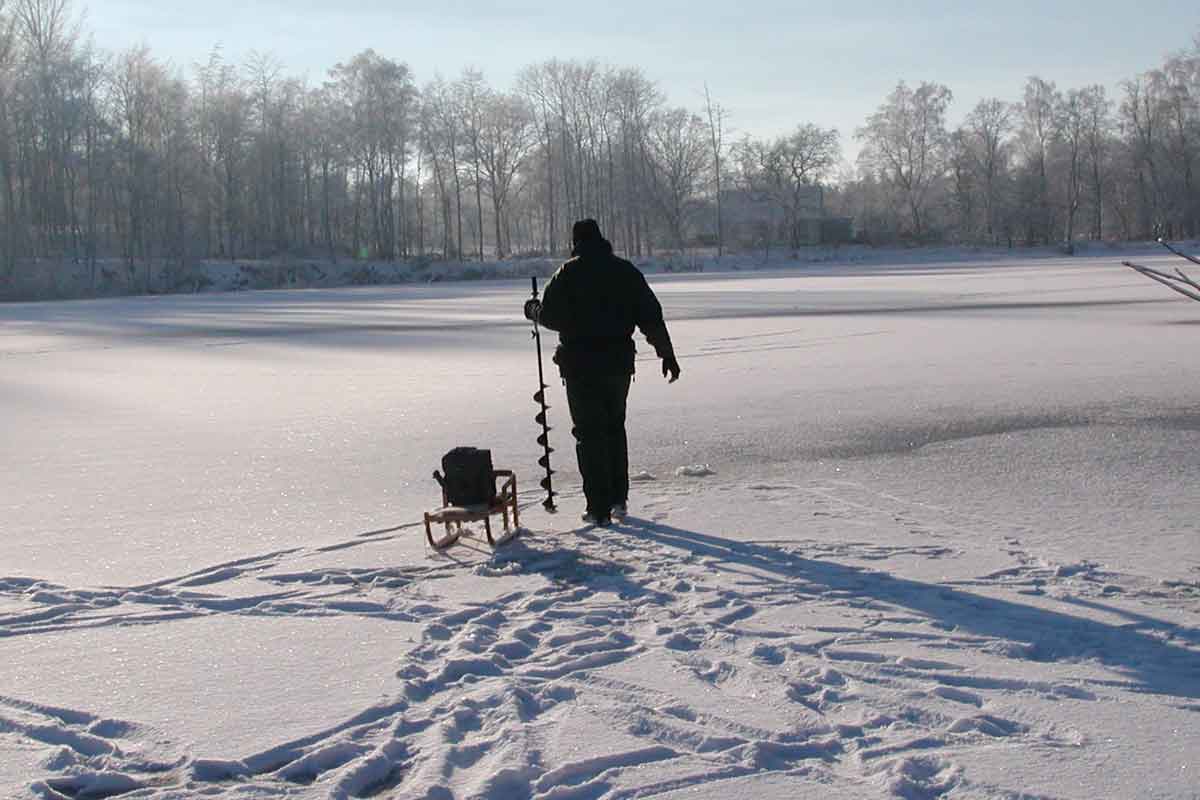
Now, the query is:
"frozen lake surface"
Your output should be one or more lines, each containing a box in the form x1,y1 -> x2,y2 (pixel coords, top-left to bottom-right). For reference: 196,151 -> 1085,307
2,254 -> 1198,798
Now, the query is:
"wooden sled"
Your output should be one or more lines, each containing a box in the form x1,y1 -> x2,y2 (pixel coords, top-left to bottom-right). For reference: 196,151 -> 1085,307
423,470 -> 520,549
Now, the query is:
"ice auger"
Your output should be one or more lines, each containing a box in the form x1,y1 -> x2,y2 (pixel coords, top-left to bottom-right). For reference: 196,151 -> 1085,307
529,276 -> 558,512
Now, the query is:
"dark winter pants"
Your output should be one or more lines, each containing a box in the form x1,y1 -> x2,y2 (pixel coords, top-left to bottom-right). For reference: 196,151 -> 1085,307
564,374 -> 632,517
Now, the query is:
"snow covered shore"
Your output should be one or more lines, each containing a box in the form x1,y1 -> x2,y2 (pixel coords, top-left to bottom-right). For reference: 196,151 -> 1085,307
5,239 -> 1195,302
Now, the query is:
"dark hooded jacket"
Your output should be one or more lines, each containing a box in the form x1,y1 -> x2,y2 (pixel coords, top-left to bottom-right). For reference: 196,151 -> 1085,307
537,237 -> 675,378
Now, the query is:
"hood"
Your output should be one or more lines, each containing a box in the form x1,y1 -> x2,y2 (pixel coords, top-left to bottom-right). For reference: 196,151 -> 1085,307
571,237 -> 614,258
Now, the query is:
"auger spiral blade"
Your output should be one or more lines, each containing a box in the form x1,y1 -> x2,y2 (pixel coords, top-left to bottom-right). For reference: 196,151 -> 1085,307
538,454 -> 554,469
536,432 -> 552,447
535,411 -> 549,426
533,390 -> 546,404
539,476 -> 556,491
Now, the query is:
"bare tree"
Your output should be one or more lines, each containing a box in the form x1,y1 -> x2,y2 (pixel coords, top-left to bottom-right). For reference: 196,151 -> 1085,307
1079,85 -> 1113,240
329,50 -> 416,260
478,91 -> 534,257
15,0 -> 78,261
703,83 -> 728,256
386,68 -> 418,259
245,51 -> 282,260
857,81 -> 952,239
209,57 -> 249,259
1017,77 -> 1060,244
0,0 -> 18,280
1057,88 -> 1087,249
457,68 -> 489,261
73,42 -> 107,284
643,107 -> 710,251
153,72 -> 195,285
609,66 -> 661,256
424,76 -> 465,259
1160,52 -> 1199,237
1124,240 -> 1200,301
309,85 -> 347,261
110,45 -> 168,287
947,129 -> 977,239
962,98 -> 1012,243
419,88 -> 452,258
516,62 -> 560,254
1121,72 -> 1165,239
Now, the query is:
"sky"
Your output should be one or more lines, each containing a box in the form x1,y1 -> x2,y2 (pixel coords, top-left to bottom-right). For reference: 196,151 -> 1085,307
79,0 -> 1199,162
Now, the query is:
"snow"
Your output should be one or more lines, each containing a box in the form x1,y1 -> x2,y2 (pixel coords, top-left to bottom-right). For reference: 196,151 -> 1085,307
2,252 -> 1198,798
22,239 -> 1194,301
674,465 -> 716,477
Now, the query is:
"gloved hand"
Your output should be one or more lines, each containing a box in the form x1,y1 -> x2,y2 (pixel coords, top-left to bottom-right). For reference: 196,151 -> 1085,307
662,355 -> 681,383
523,298 -> 542,322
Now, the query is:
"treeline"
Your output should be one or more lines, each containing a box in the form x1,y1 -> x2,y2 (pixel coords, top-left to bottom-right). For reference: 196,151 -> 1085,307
842,38 -> 1200,247
1,0 -> 1198,296
0,0 -> 741,292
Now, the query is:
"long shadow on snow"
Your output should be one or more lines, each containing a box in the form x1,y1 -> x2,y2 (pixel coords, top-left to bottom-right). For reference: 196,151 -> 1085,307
487,530 -> 672,603
614,517 -> 1200,701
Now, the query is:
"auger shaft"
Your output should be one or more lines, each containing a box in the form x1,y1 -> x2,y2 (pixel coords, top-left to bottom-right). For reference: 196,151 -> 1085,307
530,276 -> 557,512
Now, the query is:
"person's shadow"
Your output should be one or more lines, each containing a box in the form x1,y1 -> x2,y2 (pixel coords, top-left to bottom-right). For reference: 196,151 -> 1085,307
559,516 -> 1200,703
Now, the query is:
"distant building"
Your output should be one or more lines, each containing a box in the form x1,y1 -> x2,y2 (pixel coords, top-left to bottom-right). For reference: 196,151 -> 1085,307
700,187 -> 852,248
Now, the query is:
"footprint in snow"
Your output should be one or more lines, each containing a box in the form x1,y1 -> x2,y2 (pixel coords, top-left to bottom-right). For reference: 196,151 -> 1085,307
751,644 -> 786,665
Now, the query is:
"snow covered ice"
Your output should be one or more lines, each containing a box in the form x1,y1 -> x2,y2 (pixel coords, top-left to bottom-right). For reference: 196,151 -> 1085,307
2,251 -> 1198,798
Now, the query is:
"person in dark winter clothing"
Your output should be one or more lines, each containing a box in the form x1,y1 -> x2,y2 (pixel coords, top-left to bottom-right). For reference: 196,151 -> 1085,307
525,219 -> 680,526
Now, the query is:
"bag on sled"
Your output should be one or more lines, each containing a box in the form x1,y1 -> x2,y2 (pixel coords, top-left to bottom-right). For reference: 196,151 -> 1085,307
433,447 -> 496,508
